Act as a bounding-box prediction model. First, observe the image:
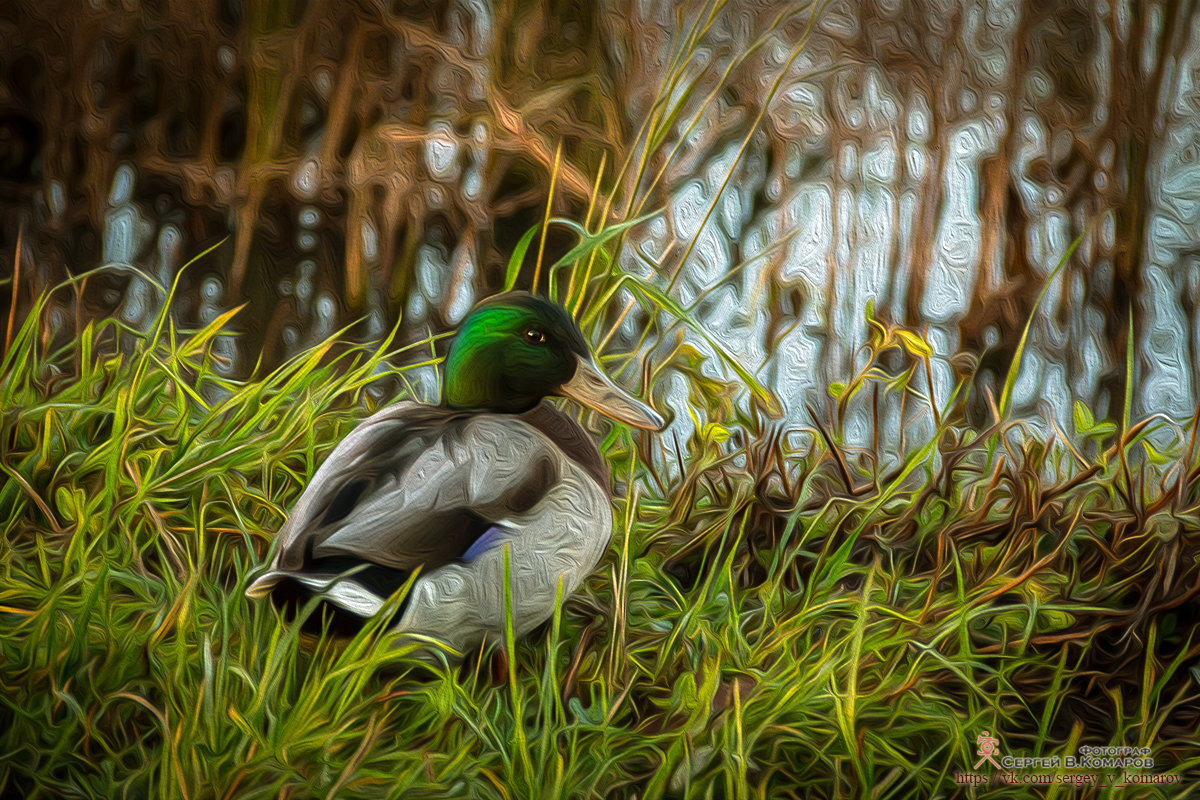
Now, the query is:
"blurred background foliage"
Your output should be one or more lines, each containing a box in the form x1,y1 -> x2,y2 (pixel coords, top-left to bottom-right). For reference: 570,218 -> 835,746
3,0 -> 1199,436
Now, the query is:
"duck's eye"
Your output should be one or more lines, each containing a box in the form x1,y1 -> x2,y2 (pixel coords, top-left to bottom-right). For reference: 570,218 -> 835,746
524,329 -> 547,345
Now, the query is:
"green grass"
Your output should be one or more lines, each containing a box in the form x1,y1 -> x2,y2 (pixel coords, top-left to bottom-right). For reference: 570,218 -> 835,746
2,268 -> 1199,799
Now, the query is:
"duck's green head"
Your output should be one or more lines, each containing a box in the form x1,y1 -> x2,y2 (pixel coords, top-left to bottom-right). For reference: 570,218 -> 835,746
443,292 -> 664,429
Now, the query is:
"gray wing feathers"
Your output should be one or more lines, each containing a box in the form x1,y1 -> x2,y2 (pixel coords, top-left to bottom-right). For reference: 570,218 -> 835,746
395,460 -> 611,657
275,407 -> 564,568
312,416 -> 558,566
272,401 -> 422,564
256,403 -> 614,661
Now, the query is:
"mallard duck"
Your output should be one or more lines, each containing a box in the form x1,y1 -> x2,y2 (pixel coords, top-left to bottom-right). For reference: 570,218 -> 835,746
246,291 -> 664,661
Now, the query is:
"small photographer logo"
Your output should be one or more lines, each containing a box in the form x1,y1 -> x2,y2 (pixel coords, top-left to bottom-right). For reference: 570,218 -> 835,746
974,731 -> 1002,770
952,732 -> 1185,789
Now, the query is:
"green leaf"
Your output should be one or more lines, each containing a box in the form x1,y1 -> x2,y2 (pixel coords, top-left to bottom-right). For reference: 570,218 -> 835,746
179,304 -> 247,359
864,297 -> 887,346
701,422 -> 731,443
895,329 -> 933,358
1072,400 -> 1095,433
550,211 -> 662,272
54,486 -> 79,524
828,381 -> 846,400
620,274 -> 784,417
999,233 -> 1081,418
503,225 -> 540,292
1141,439 -> 1172,466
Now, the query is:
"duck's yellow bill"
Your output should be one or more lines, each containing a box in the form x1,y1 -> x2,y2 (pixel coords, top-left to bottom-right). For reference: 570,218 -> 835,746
559,357 -> 665,430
